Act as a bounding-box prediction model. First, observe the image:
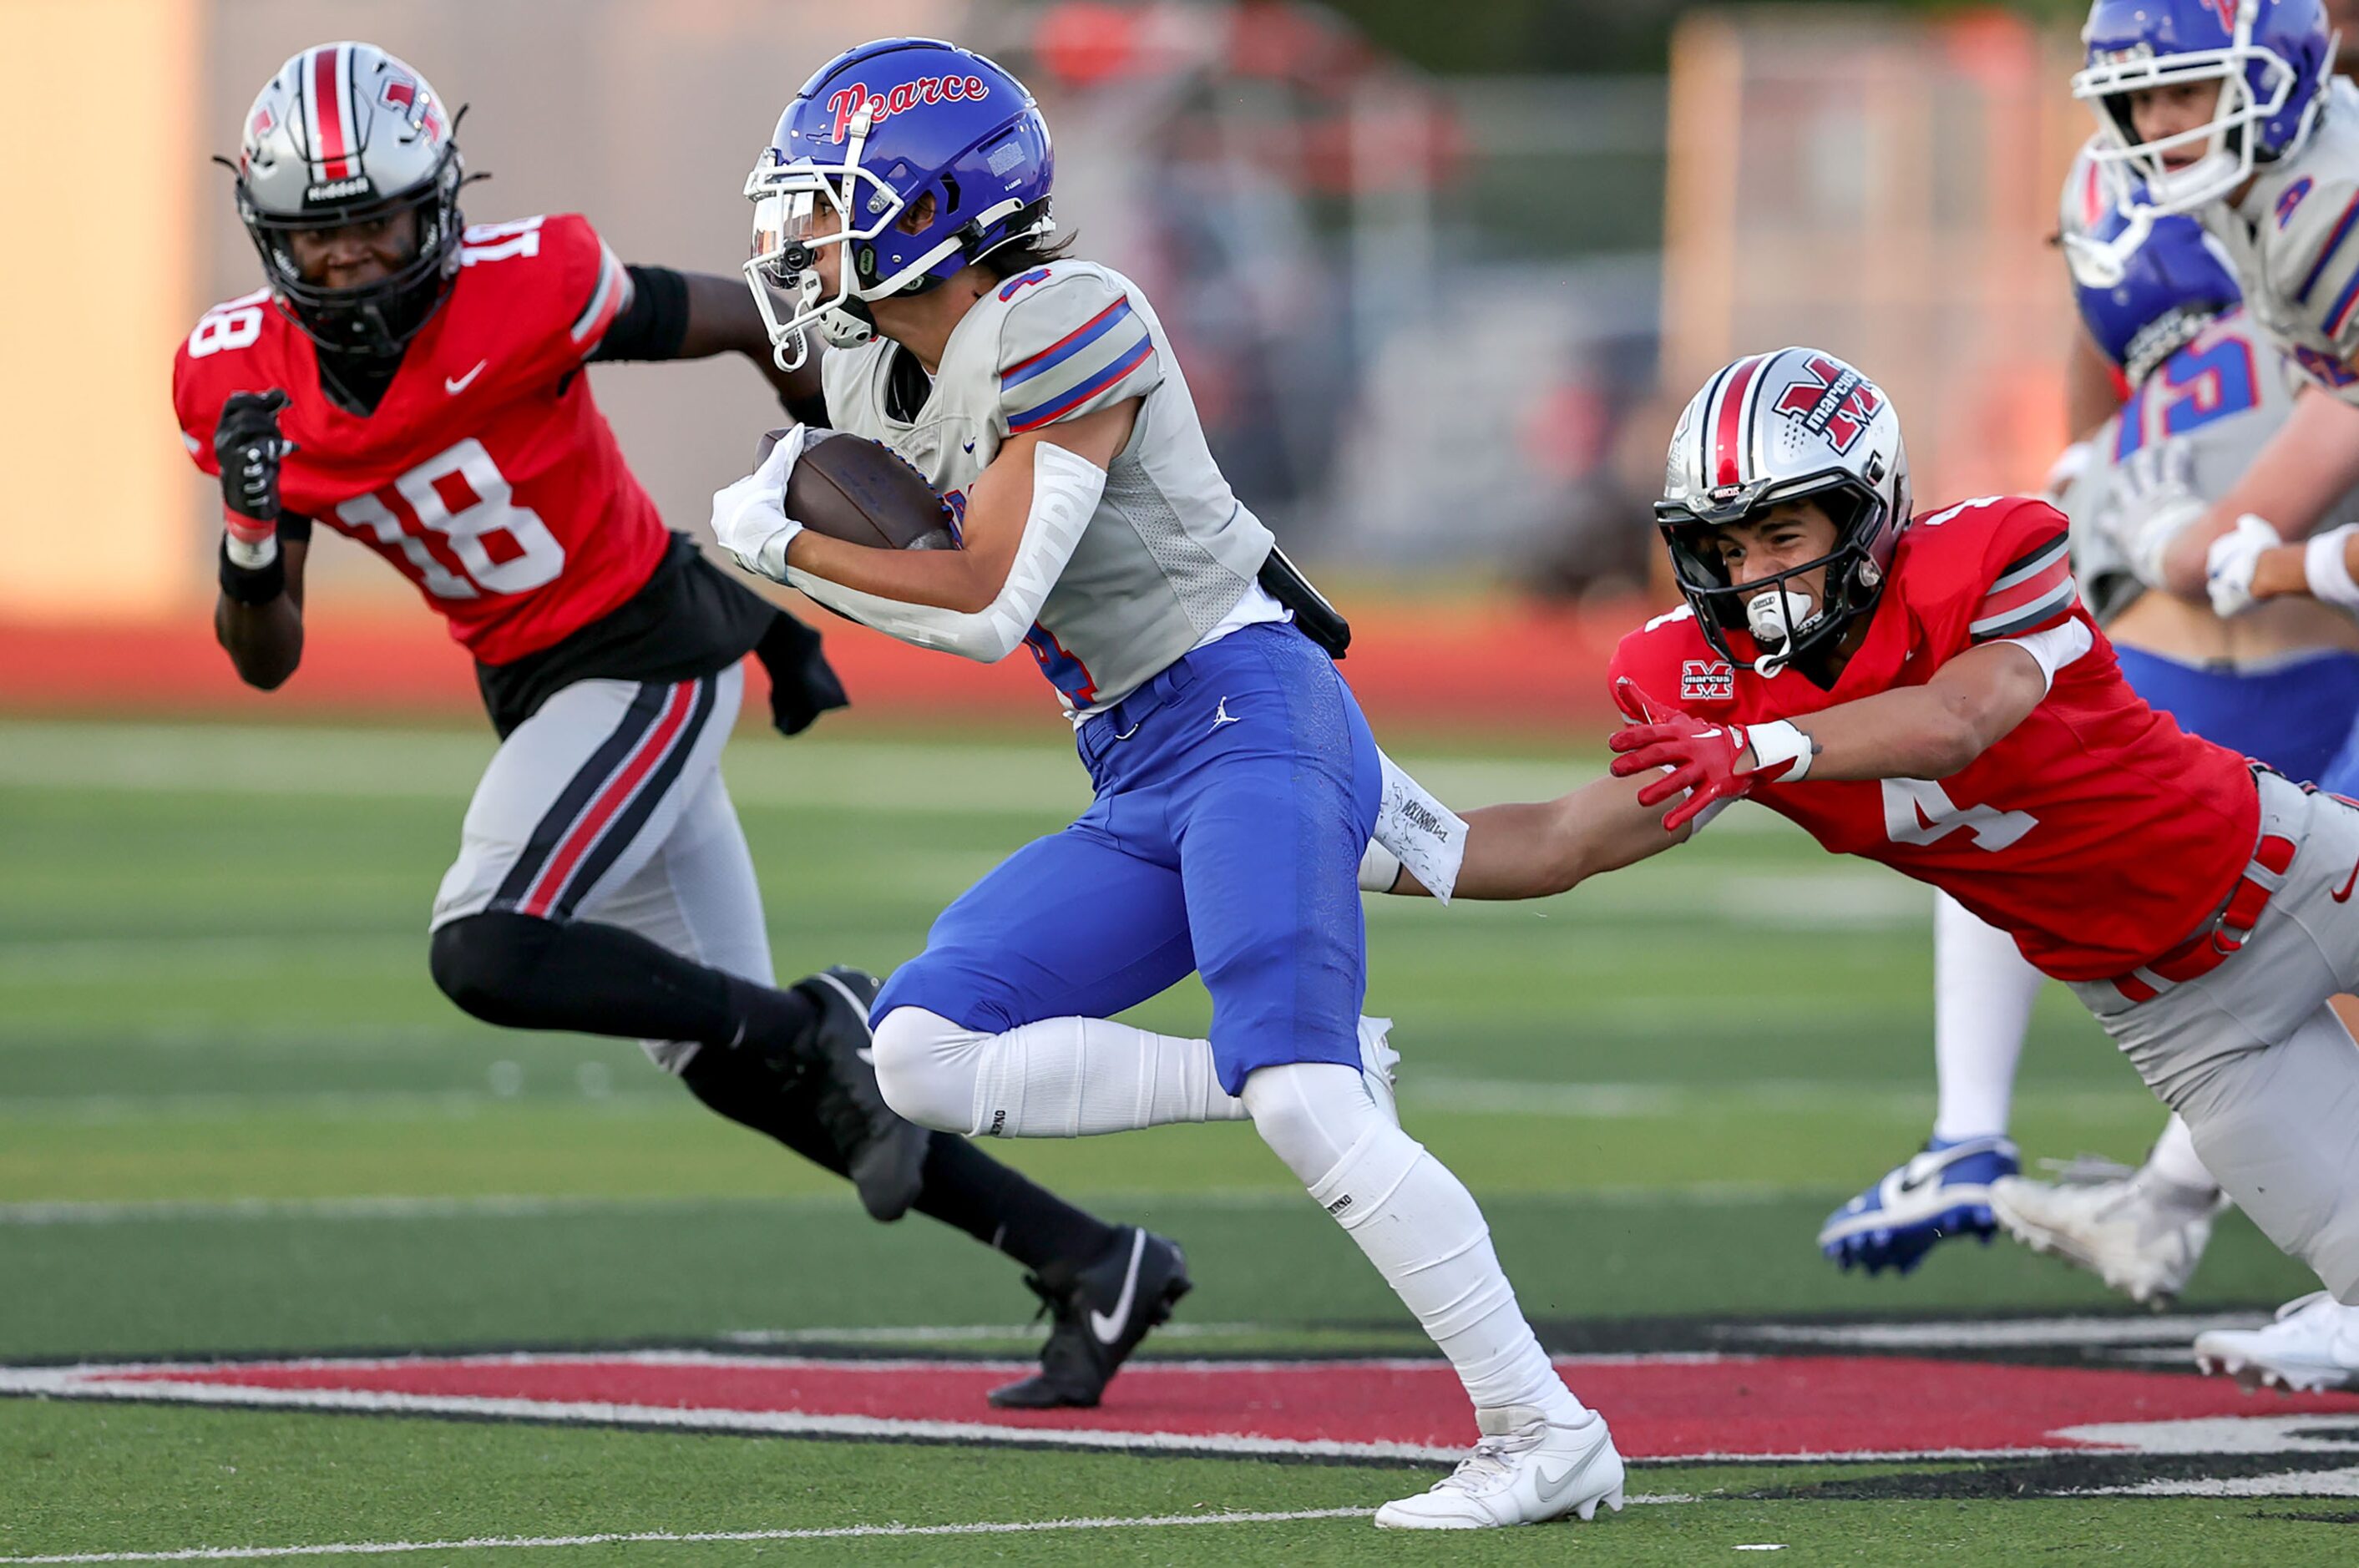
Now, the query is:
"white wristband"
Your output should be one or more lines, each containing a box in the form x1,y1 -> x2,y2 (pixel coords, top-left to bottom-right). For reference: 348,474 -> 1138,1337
1744,719 -> 1815,782
224,532 -> 279,570
1358,839 -> 1403,894
2305,524 -> 2359,610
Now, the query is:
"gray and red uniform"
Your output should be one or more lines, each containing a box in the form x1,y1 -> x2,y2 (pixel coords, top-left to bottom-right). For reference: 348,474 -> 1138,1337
1615,494 -> 2359,1298
174,212 -> 832,1068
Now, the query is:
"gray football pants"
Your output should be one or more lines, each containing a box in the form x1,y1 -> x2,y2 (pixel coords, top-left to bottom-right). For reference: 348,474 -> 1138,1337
2070,770 -> 2359,1302
429,665 -> 771,1071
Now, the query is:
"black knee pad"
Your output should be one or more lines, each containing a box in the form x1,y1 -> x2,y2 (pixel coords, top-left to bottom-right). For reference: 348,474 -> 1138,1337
428,911 -> 563,1026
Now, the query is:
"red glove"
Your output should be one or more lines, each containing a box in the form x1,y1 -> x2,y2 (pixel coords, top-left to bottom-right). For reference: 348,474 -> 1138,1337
1607,677 -> 1769,832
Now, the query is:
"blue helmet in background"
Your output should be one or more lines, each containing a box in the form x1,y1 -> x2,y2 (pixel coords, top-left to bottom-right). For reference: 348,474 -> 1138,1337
2074,200 -> 2243,385
2073,0 -> 2331,260
743,38 -> 1055,367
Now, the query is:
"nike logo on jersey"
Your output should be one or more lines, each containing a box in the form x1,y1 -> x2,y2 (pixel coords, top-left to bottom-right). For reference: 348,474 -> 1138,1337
1210,697 -> 1241,731
445,361 -> 488,395
2335,857 -> 2359,903
962,439 -> 977,456
1088,1231 -> 1147,1345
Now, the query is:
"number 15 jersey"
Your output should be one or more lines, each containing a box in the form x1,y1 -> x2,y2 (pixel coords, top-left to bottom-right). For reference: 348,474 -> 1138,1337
171,213 -> 667,665
1607,495 -> 2260,980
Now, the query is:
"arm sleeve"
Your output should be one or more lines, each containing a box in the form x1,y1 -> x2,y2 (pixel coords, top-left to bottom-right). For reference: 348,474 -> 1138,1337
994,270 -> 1164,436
586,265 -> 690,362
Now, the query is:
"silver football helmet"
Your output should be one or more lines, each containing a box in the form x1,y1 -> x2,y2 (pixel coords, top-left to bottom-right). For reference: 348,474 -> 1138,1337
1657,346 -> 1911,675
234,41 -> 465,357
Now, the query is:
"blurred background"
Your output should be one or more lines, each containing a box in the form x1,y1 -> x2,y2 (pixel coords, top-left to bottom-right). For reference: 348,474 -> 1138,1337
0,0 -> 2094,730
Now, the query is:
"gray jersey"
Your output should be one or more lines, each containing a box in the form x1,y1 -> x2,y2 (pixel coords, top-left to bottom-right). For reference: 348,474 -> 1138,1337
2204,78 -> 2359,399
821,261 -> 1273,714
2060,312 -> 2305,622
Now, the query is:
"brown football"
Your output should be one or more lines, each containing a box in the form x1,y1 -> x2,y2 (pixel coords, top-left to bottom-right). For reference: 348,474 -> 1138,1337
777,430 -> 959,551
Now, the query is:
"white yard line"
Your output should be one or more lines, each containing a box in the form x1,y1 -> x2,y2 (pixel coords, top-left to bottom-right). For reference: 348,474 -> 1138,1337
0,1509 -> 1375,1565
0,1494 -> 1703,1564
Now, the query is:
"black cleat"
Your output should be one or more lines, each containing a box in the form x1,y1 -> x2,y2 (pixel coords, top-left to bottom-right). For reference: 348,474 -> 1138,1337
989,1227 -> 1190,1409
793,966 -> 928,1223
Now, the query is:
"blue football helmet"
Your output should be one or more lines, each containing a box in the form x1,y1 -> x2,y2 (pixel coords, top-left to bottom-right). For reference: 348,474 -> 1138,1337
2075,200 -> 2243,385
2073,0 -> 2332,266
742,38 -> 1055,367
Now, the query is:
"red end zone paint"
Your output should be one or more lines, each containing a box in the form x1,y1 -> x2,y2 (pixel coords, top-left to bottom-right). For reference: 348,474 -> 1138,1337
8,1352 -> 2357,1461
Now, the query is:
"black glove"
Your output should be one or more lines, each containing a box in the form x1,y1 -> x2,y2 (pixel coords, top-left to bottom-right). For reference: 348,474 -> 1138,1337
214,389 -> 295,526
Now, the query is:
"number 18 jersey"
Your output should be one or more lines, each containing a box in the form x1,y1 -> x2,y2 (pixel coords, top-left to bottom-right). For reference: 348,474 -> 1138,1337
171,213 -> 666,665
1607,495 -> 2260,980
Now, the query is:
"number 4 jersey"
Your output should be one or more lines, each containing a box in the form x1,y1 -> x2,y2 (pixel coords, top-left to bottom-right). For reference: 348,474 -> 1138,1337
1607,495 -> 2260,980
172,213 -> 666,665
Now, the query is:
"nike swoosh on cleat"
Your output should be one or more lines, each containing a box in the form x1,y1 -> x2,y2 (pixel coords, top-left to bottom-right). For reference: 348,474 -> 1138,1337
2334,857 -> 2359,903
445,361 -> 488,395
1536,1453 -> 1583,1490
1088,1230 -> 1147,1345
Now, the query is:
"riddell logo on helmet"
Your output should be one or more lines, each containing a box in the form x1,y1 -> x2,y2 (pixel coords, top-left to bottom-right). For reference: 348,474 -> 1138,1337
305,175 -> 375,203
825,75 -> 991,143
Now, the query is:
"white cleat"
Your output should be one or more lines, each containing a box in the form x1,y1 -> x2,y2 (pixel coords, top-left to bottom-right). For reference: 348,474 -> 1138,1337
1373,1405 -> 1625,1530
2194,1291 -> 2359,1393
1358,1014 -> 1400,1127
1990,1157 -> 2225,1308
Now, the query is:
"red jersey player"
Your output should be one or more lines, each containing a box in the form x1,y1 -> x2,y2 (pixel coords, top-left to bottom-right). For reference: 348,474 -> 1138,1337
1368,346 -> 2359,1384
170,41 -> 1185,1408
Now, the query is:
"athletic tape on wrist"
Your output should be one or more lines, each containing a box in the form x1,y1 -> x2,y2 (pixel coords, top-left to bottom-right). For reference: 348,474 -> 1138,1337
217,536 -> 286,604
1745,719 -> 1814,782
1357,839 -> 1403,894
2306,525 -> 2359,610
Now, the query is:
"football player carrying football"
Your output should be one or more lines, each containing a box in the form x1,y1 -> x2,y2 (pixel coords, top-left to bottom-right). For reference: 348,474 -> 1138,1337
1370,346 -> 2359,1393
1827,158 -> 2359,1300
711,37 -> 1626,1530
175,40 -> 1177,1410
2057,0 -> 2359,1382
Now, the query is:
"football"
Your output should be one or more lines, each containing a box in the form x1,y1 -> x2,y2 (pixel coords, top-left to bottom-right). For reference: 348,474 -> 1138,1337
777,430 -> 959,552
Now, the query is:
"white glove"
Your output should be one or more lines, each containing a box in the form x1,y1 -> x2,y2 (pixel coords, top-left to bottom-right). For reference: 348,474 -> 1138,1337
711,425 -> 821,582
2205,513 -> 2282,619
2102,438 -> 2206,589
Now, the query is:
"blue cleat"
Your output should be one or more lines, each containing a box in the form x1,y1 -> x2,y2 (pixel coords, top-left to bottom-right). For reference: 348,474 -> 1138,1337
1817,1135 -> 2020,1276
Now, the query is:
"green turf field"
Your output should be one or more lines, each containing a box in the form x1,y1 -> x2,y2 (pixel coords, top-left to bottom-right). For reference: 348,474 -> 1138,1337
0,716 -> 2349,1565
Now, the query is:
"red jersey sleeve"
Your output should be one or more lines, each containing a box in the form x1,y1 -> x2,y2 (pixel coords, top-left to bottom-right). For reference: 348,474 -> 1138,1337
171,290 -> 282,480
458,213 -> 633,394
1900,496 -> 2083,662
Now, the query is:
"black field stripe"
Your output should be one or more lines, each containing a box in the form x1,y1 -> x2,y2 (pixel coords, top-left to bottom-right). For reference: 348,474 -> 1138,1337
546,675 -> 720,919
489,682 -> 670,912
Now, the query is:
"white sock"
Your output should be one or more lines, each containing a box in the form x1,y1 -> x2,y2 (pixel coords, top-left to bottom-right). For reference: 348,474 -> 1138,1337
1931,891 -> 2042,1143
1245,1061 -> 1586,1422
2144,1113 -> 2220,1196
870,1007 -> 1248,1137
